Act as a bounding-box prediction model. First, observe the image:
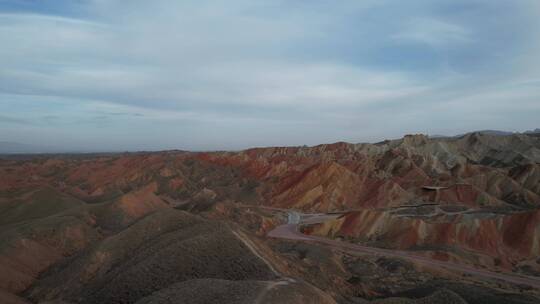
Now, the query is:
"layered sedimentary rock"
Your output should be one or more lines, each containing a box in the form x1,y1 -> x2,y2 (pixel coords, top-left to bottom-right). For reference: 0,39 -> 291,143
1,132 -> 540,303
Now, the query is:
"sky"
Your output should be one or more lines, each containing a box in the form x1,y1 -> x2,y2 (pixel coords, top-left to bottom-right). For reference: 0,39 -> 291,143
0,0 -> 539,151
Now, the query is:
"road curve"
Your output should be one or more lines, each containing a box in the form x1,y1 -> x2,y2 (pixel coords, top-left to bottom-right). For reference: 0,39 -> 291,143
266,209 -> 540,290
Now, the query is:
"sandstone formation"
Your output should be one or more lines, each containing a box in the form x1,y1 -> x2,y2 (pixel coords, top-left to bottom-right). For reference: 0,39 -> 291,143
1,132 -> 539,303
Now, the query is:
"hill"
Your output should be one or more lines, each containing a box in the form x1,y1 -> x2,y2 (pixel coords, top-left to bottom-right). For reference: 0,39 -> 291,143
1,132 -> 540,303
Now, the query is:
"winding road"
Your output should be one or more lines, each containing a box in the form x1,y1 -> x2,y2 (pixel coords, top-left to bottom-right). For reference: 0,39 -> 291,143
266,209 -> 540,290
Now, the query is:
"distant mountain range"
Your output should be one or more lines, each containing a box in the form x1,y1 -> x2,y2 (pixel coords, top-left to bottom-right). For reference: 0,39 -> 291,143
2,129 -> 539,154
0,142 -> 60,154
430,129 -> 540,139
525,128 -> 540,134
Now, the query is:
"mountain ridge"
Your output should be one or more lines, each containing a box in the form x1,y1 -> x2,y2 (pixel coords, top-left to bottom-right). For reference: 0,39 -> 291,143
1,131 -> 540,303
2,128 -> 539,155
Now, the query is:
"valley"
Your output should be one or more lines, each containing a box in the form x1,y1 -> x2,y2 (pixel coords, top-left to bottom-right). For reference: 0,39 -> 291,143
1,131 -> 540,303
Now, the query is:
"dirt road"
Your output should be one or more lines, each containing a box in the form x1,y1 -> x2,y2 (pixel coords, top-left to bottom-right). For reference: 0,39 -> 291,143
267,209 -> 540,290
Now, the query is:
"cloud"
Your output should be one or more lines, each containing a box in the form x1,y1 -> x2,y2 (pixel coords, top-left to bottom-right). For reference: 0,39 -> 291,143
0,0 -> 539,150
0,114 -> 28,125
392,18 -> 472,47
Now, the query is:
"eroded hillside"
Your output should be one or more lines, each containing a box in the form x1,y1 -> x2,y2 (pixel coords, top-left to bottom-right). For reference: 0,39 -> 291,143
1,132 -> 540,303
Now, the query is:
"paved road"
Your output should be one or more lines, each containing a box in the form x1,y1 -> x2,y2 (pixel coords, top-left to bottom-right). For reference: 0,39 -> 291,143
266,209 -> 540,290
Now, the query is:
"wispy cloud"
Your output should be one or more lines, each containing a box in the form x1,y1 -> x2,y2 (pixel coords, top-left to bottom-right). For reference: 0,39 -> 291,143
392,18 -> 472,47
0,0 -> 539,151
0,114 -> 29,125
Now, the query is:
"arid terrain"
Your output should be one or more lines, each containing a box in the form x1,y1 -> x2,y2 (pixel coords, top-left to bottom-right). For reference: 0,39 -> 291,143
1,131 -> 540,303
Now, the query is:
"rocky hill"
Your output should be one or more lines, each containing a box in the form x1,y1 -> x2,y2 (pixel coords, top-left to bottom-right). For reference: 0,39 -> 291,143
1,132 -> 540,303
